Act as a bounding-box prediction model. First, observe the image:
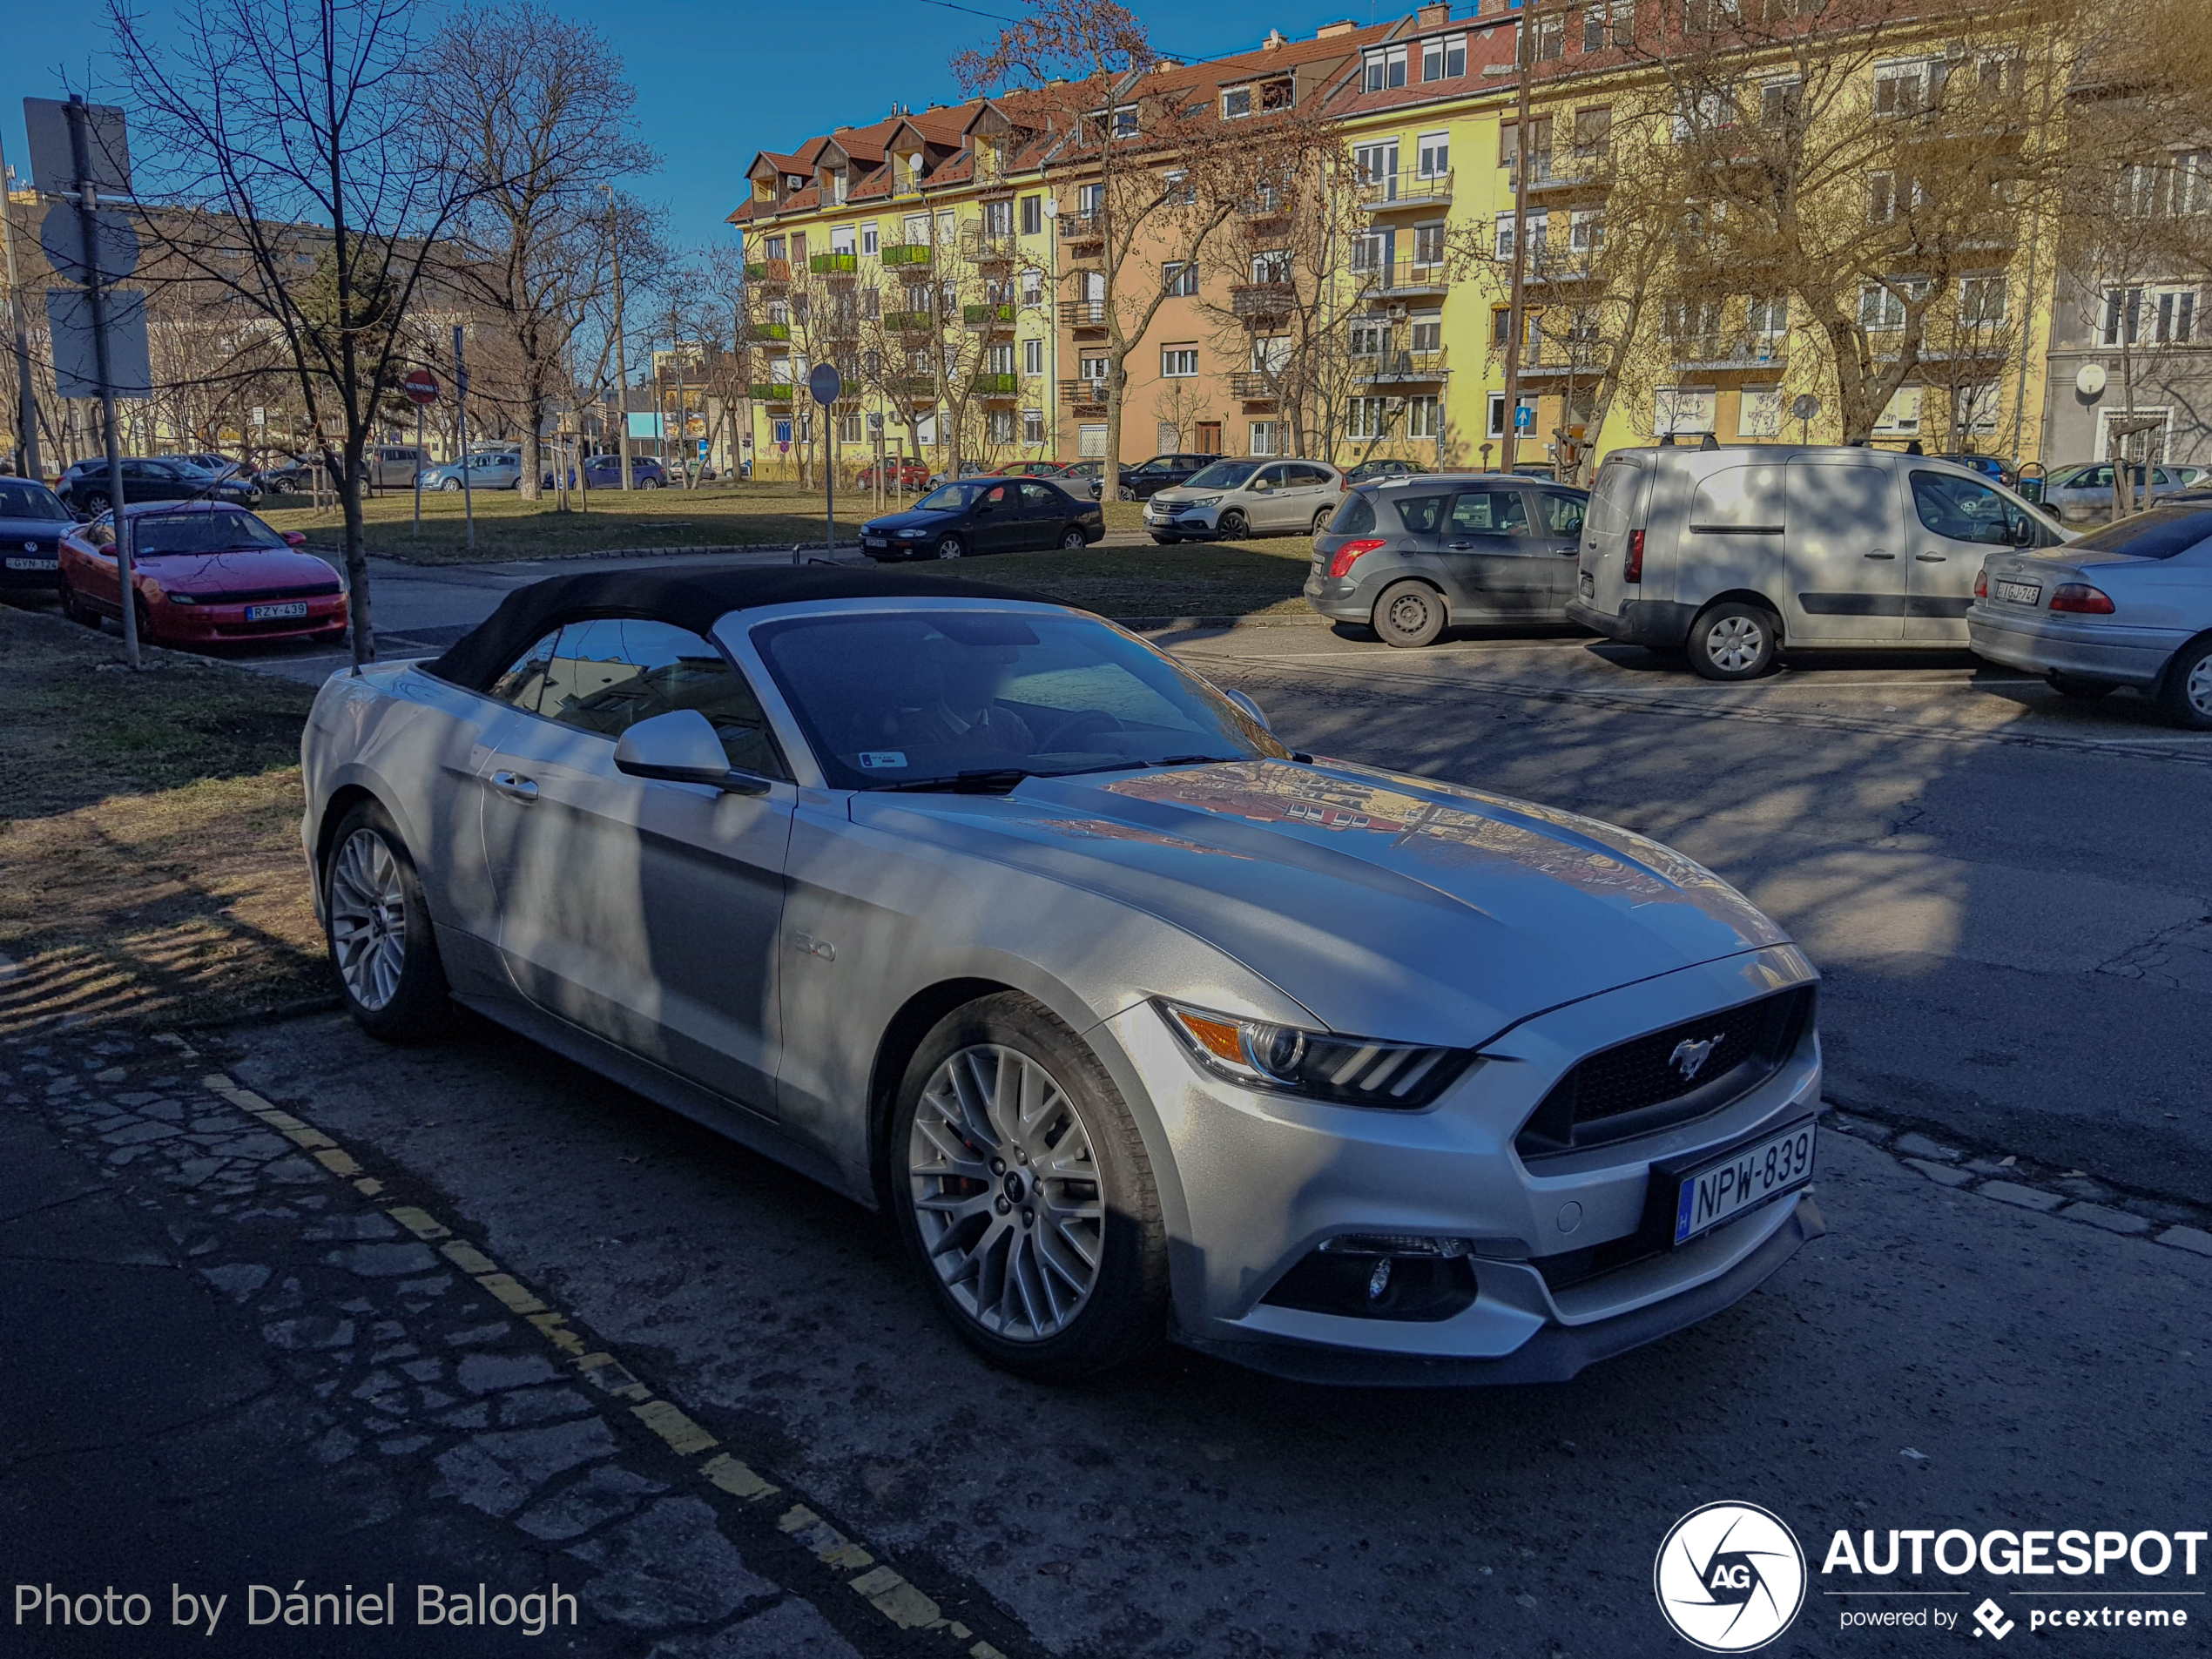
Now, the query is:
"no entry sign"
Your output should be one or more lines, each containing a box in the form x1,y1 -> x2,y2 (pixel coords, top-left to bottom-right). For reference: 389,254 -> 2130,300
401,368 -> 441,406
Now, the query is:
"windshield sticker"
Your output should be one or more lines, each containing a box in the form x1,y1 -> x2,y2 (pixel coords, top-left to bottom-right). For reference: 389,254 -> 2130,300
857,751 -> 908,770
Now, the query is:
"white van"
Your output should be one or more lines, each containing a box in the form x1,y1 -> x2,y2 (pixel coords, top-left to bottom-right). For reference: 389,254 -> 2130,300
1567,445 -> 2069,679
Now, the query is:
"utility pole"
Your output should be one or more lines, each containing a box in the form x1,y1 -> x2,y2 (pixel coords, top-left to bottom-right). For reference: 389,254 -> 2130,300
64,98 -> 138,669
454,324 -> 475,553
604,184 -> 632,490
1499,10 -> 1534,475
0,131 -> 43,482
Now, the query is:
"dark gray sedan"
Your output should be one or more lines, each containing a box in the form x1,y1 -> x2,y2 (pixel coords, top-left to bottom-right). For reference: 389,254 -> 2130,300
1969,504 -> 2212,727
1305,475 -> 1590,646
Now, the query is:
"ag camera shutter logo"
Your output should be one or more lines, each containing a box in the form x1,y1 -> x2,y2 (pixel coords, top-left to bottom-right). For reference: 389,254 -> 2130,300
1654,1501 -> 1808,1651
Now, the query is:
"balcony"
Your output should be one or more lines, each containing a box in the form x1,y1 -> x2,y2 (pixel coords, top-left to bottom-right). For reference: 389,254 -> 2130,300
883,309 -> 935,333
1669,334 -> 1788,371
973,372 -> 1020,398
1526,249 -> 1604,286
744,258 -> 791,286
1243,199 -> 1292,238
1352,259 -> 1451,303
1519,157 -> 1603,197
880,242 -> 932,267
1058,212 -> 1103,247
1229,281 -> 1296,323
883,374 -> 936,395
962,230 -> 1018,265
964,301 -> 1016,331
1359,169 -> 1453,212
1356,347 -> 1449,383
809,252 -> 857,275
1502,334 -> 1608,380
1228,371 -> 1282,401
741,321 -> 791,342
750,382 -> 795,402
1059,299 -> 1109,331
1060,378 -> 1109,409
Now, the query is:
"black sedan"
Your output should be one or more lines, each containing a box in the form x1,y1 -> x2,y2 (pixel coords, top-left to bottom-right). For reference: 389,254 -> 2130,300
56,456 -> 255,515
0,476 -> 74,597
859,477 -> 1103,561
1055,453 -> 1217,502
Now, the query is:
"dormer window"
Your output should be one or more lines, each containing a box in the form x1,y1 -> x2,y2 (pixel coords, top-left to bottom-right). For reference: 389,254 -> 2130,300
1112,106 -> 1139,138
1223,85 -> 1253,118
832,168 -> 848,202
1363,44 -> 1408,91
1421,34 -> 1466,79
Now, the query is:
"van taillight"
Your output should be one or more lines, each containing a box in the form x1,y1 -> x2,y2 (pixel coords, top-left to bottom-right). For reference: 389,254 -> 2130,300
1624,529 -> 1645,584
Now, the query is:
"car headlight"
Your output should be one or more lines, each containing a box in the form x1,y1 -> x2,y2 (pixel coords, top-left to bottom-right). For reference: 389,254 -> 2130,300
1157,1000 -> 1474,1109
163,590 -> 198,604
1184,496 -> 1221,509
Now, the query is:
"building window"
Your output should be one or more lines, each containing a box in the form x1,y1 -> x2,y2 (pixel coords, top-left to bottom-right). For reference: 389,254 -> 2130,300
1020,268 -> 1042,307
1223,85 -> 1253,118
1077,182 -> 1103,217
832,226 -> 856,255
1023,337 -> 1043,375
1022,408 -> 1044,443
1654,387 -> 1716,435
1748,295 -> 1788,338
1583,0 -> 1630,49
1163,261 -> 1199,296
1417,132 -> 1449,178
1959,275 -> 2006,326
1534,14 -> 1565,60
988,408 -> 1015,443
1362,44 -> 1408,91
1412,223 -> 1446,267
1079,422 -> 1108,455
1345,397 -> 1390,440
1406,395 -> 1439,438
1868,172 -> 1897,221
1079,356 -> 1109,383
1487,391 -> 1507,436
1873,386 -> 1923,435
1568,209 -> 1604,253
1249,421 -> 1282,455
983,199 -> 1014,234
765,235 -> 786,260
838,413 -> 862,443
1858,281 -> 1910,330
1738,384 -> 1784,437
2105,286 -> 2199,346
1162,347 -> 1199,378
1410,315 -> 1441,352
1020,194 -> 1042,235
1111,106 -> 1138,138
1873,58 -> 1936,117
1251,248 -> 1291,284
1573,105 -> 1612,157
1495,213 -> 1516,260
987,341 -> 1016,374
1761,79 -> 1803,131
1421,33 -> 1466,79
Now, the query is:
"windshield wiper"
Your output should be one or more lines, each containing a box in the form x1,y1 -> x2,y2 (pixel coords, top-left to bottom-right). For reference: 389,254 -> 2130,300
872,768 -> 1035,795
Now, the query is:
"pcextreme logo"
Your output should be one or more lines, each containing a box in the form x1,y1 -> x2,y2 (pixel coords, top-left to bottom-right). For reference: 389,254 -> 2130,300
1655,1502 -> 1810,1652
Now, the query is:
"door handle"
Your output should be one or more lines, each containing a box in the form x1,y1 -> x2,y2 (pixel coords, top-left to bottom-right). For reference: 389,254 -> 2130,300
1446,540 -> 1474,550
1914,552 -> 1947,563
490,770 -> 539,802
1863,550 -> 1896,560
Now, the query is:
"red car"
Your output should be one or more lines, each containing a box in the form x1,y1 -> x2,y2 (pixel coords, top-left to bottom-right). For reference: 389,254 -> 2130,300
853,456 -> 931,490
58,500 -> 349,648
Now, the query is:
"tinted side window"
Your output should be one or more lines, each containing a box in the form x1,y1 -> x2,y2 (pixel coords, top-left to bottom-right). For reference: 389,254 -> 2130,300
1541,494 -> 1587,536
1392,493 -> 1450,534
1910,470 -> 2014,546
1291,464 -> 1335,486
1018,481 -> 1062,506
1586,460 -> 1644,539
1331,493 -> 1379,535
489,629 -> 563,712
538,618 -> 786,777
1448,489 -> 1531,534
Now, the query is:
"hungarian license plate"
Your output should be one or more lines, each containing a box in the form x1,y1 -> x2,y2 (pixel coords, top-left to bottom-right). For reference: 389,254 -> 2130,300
1671,1119 -> 1816,1245
1994,578 -> 2040,606
1578,571 -> 1595,597
5,556 -> 57,570
246,601 -> 309,621
864,536 -> 887,549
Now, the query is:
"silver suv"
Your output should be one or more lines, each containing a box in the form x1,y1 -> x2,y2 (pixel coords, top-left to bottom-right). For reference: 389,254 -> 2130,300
1144,459 -> 1345,543
1305,473 -> 1589,646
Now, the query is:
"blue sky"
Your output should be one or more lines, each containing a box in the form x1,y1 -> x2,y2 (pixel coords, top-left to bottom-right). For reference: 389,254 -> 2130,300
3,0 -> 1391,255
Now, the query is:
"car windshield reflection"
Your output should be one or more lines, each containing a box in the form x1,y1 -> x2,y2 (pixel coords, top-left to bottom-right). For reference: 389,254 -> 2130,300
751,610 -> 1285,791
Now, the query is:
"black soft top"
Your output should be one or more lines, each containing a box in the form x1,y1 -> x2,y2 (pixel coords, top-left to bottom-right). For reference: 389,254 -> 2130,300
424,564 -> 1052,691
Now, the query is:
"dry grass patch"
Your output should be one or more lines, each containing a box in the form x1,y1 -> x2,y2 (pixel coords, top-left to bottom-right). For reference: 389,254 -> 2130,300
0,604 -> 327,1035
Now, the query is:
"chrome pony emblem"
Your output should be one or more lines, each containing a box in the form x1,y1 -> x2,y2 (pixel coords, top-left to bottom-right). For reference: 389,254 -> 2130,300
1669,1034 -> 1724,1082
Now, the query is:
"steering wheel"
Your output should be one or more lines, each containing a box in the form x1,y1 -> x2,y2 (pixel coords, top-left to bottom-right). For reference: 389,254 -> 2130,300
1034,709 -> 1123,752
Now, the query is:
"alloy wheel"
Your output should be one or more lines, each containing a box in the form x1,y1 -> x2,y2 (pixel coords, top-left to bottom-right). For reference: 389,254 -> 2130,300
934,535 -> 963,560
328,828 -> 408,1012
907,1043 -> 1104,1342
2188,653 -> 2212,719
1704,614 -> 1767,673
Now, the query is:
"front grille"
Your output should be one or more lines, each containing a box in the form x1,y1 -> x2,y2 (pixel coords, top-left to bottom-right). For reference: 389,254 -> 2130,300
192,582 -> 342,603
1515,985 -> 1813,1159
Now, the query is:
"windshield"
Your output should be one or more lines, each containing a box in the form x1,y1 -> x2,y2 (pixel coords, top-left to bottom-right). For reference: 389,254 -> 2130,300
132,510 -> 288,556
1185,461 -> 1260,490
0,480 -> 69,521
2065,507 -> 2212,560
915,482 -> 988,511
752,610 -> 1286,791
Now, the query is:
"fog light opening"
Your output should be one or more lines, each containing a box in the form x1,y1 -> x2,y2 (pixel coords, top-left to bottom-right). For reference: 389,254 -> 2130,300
1264,1236 -> 1481,1322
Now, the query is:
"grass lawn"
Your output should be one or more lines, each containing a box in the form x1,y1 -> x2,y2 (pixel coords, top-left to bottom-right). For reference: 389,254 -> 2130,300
0,604 -> 327,1035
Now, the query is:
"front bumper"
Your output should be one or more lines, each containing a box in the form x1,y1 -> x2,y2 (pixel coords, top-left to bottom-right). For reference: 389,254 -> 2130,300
1967,605 -> 2183,688
1144,501 -> 1222,536
150,594 -> 350,644
1103,944 -> 1826,1381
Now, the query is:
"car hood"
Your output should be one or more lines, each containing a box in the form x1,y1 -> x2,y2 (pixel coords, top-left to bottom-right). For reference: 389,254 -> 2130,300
1148,484 -> 1230,508
0,516 -> 70,543
864,508 -> 958,533
138,547 -> 340,591
850,758 -> 1791,1044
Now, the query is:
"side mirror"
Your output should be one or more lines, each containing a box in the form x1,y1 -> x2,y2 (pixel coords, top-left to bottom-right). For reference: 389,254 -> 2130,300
282,530 -> 308,547
2011,517 -> 2037,547
1222,688 -> 1271,732
614,709 -> 772,795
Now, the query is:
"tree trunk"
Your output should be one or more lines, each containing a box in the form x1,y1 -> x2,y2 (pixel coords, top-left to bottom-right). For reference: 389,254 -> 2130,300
341,434 -> 373,666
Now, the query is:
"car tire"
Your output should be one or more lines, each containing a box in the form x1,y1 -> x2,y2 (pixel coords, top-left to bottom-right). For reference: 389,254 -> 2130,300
1689,600 -> 1779,680
323,799 -> 460,1044
1150,535 -> 1181,545
1373,579 -> 1446,648
1059,525 -> 1087,550
2159,637 -> 2212,731
890,991 -> 1167,1380
2047,671 -> 2117,700
440,478 -> 461,492
639,478 -> 659,490
1312,507 -> 1334,536
1217,509 -> 1248,541
932,534 -> 964,561
84,490 -> 111,514
57,575 -> 100,628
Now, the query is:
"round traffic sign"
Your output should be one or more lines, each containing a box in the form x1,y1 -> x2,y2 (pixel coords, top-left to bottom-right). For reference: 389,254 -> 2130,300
808,363 -> 843,406
401,368 -> 441,406
1790,393 -> 1820,421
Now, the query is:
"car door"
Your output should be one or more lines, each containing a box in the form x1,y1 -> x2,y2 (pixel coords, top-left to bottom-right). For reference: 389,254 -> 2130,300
968,482 -> 1019,551
1016,480 -> 1069,547
1440,484 -> 1549,616
1904,469 -> 2023,641
1532,490 -> 1588,615
1780,457 -> 1906,644
475,616 -> 798,1113
1245,463 -> 1298,530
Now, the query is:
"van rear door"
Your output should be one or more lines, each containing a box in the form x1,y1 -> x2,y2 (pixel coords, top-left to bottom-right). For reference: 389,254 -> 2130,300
1782,458 -> 1906,644
1577,455 -> 1649,617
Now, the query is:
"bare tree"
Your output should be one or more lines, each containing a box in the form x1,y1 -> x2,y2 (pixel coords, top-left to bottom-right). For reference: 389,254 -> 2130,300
112,0 -> 477,664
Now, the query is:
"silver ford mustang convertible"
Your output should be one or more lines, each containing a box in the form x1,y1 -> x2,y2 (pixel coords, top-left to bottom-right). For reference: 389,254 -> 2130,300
301,567 -> 1824,1382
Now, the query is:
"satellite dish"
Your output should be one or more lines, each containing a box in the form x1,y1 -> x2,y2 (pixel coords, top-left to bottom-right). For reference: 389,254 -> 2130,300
2074,363 -> 2107,398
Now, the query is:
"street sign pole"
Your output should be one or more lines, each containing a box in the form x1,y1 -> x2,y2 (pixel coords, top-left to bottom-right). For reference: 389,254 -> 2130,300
453,326 -> 474,553
66,98 -> 136,670
807,363 -> 843,568
414,402 -> 424,537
